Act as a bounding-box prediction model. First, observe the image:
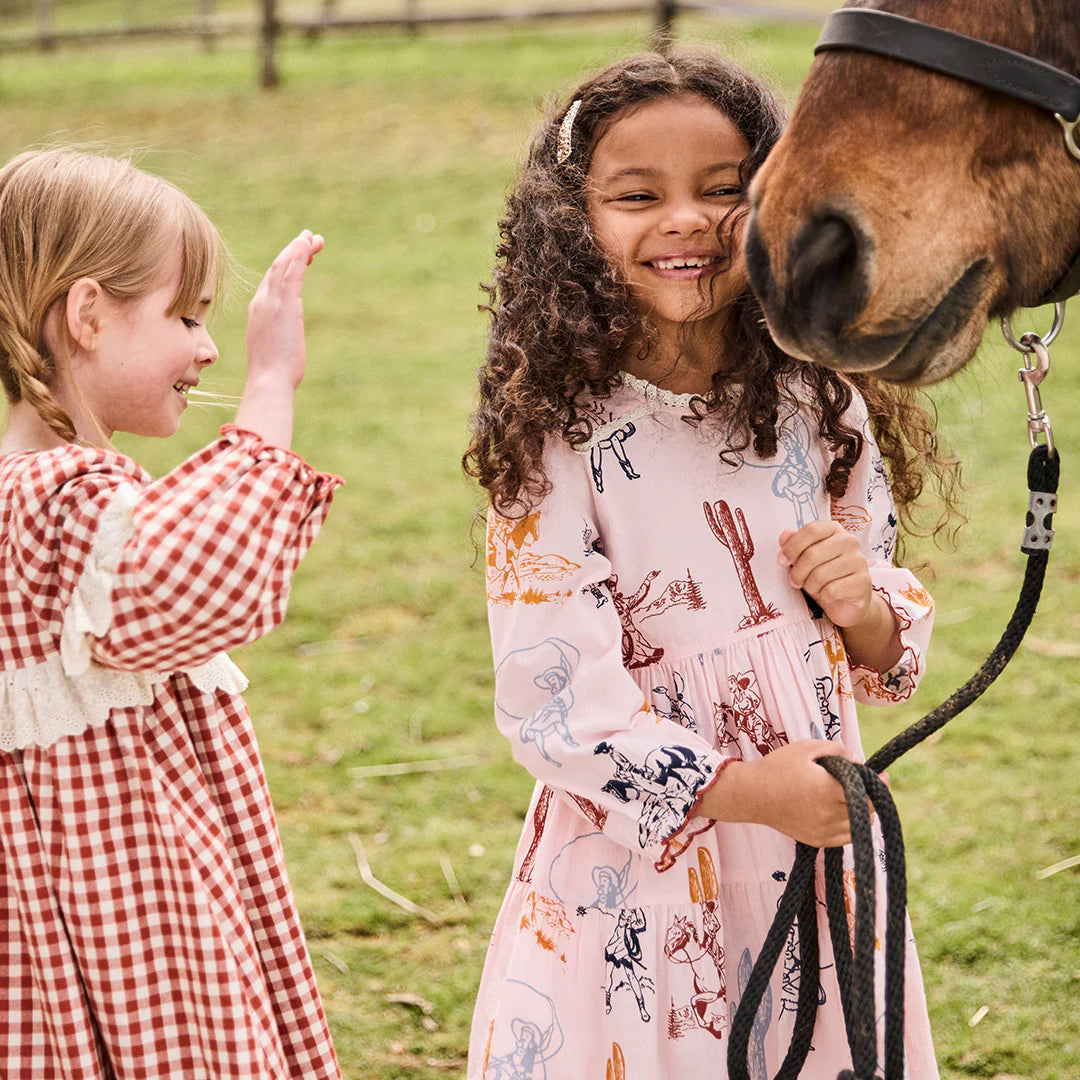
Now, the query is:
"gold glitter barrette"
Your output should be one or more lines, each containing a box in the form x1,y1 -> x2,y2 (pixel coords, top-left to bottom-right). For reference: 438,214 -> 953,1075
556,99 -> 583,165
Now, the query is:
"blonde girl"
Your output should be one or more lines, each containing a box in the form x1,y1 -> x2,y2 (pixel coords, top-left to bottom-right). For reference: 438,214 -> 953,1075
0,149 -> 340,1079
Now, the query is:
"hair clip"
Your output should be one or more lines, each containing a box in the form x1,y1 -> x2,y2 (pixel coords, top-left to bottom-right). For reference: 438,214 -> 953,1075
556,99 -> 583,165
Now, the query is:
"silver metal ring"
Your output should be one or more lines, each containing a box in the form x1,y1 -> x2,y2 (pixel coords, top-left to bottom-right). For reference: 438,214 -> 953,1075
1001,302 -> 1065,352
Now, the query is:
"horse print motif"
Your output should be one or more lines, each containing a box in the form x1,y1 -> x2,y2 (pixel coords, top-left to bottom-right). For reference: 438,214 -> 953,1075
488,510 -> 581,606
484,979 -> 565,1079
665,848 -> 727,1040
496,638 -> 581,767
594,742 -> 715,856
714,670 -> 789,758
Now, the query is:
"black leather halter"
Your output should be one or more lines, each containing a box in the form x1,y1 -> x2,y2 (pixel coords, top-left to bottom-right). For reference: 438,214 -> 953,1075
814,7 -> 1080,304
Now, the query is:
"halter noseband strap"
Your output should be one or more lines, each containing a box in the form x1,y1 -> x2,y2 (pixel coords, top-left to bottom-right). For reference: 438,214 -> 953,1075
814,8 -> 1080,304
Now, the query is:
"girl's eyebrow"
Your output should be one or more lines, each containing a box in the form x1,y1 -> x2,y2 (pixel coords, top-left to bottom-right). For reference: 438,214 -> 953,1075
596,161 -> 744,183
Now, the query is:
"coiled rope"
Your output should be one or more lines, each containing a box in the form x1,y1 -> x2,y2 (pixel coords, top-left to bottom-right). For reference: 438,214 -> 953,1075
727,444 -> 1060,1080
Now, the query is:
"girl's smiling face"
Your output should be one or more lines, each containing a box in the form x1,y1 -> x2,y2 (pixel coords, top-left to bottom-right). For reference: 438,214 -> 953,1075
585,94 -> 751,334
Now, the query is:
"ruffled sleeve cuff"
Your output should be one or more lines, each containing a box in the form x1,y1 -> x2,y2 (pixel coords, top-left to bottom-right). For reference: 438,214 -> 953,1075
218,425 -> 344,500
850,576 -> 935,705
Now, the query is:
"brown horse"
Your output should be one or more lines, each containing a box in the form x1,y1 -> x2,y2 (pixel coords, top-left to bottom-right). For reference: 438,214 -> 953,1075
745,0 -> 1080,383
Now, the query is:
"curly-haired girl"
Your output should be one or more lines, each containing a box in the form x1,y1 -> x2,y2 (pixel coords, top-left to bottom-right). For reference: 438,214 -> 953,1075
464,48 -> 955,1078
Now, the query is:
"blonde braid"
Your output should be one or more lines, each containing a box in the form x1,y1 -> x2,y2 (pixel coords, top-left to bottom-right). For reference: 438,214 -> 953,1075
0,325 -> 78,443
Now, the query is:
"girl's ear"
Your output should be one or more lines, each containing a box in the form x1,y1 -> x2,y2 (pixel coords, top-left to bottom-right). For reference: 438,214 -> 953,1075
64,277 -> 106,351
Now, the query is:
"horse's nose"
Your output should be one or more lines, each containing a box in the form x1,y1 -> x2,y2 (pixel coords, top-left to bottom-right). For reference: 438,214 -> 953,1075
787,212 -> 868,334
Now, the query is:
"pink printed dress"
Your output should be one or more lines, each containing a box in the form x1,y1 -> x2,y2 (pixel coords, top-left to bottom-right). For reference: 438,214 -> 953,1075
469,374 -> 939,1080
0,427 -> 341,1080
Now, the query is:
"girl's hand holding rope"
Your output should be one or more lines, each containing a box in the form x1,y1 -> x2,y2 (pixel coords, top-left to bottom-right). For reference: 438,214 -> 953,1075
696,741 -> 860,849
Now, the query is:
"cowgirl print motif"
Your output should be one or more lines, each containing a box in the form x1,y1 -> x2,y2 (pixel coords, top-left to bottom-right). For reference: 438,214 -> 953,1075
484,980 -> 565,1079
488,510 -> 582,607
471,386 -> 940,1080
496,638 -> 581,767
731,411 -> 821,529
549,831 -> 638,911
665,848 -> 727,1040
598,907 -> 653,1023
608,569 -> 705,669
651,670 -> 695,731
578,401 -> 646,495
594,742 -> 715,855
714,671 -> 789,758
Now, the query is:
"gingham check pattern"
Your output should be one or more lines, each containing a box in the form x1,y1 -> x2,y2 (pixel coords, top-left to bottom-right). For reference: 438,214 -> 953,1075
0,428 -> 343,1078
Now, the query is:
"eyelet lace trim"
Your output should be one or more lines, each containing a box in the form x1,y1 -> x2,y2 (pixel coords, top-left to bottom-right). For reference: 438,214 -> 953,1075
618,371 -> 713,409
0,483 -> 247,752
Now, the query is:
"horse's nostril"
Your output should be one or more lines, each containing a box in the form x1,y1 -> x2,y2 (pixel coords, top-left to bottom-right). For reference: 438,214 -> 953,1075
788,213 -> 868,332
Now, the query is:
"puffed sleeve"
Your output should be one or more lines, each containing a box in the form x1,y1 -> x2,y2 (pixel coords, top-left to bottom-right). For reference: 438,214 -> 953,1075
487,440 -> 730,872
830,396 -> 935,704
11,426 -> 341,676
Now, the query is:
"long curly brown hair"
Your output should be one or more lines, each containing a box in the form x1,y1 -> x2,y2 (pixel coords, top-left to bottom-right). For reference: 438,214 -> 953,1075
463,48 -> 960,547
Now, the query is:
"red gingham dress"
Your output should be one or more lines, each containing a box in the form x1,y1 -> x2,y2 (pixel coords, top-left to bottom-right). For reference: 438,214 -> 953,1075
0,426 -> 343,1079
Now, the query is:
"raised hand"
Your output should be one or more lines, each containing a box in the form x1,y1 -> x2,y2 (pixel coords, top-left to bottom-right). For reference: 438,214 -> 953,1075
245,230 -> 325,390
235,230 -> 324,449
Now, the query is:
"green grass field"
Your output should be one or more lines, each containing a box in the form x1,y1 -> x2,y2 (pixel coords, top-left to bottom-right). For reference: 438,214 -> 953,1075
0,10 -> 1076,1079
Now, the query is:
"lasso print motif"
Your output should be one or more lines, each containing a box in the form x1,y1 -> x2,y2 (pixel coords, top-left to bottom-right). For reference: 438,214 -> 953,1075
483,980 -> 565,1079
496,638 -> 581,767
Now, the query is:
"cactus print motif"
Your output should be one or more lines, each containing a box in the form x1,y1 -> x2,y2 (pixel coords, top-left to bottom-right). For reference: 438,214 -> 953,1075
703,500 -> 780,629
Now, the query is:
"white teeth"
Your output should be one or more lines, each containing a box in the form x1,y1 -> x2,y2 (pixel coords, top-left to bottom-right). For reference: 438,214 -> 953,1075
654,256 -> 715,270
174,383 -> 189,395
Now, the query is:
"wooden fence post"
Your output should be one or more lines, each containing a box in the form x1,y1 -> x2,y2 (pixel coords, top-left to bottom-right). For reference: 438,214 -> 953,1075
260,0 -> 278,89
34,0 -> 55,52
652,0 -> 677,50
198,0 -> 216,52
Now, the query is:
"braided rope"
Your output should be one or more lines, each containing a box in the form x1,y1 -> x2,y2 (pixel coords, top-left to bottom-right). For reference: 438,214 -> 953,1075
728,444 -> 1060,1079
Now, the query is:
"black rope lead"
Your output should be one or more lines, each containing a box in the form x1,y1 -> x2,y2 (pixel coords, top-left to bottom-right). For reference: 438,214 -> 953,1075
728,444 -> 1060,1080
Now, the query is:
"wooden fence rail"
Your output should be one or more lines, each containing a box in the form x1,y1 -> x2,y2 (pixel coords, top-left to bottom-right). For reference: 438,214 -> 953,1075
0,1 -> 819,86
